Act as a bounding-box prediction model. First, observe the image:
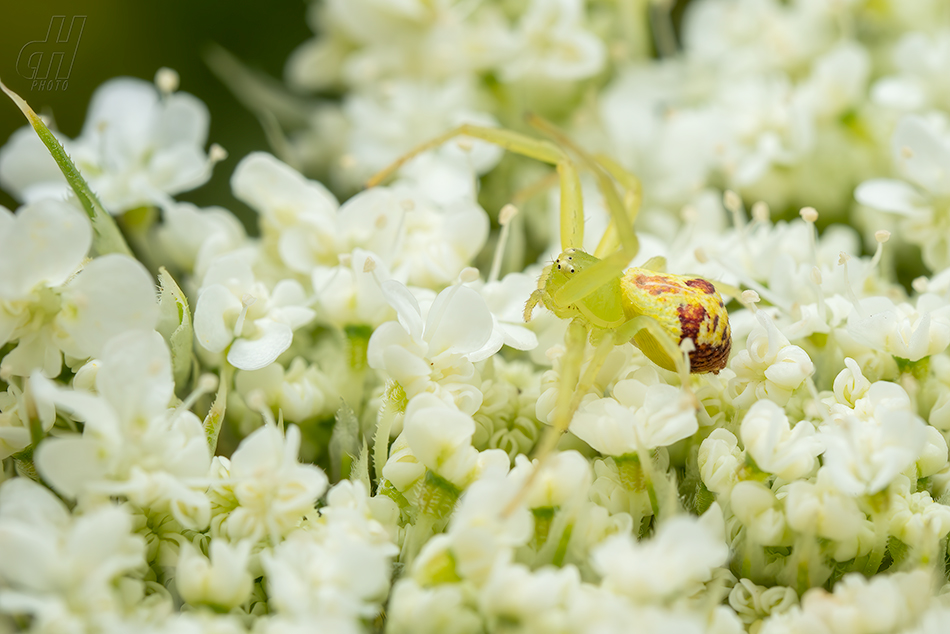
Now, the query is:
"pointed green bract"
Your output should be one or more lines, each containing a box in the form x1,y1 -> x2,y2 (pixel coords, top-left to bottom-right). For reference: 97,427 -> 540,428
0,78 -> 132,258
203,364 -> 233,454
158,268 -> 195,390
330,400 -> 361,482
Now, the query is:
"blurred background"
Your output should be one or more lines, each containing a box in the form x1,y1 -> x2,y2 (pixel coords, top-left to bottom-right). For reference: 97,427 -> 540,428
0,0 -> 312,226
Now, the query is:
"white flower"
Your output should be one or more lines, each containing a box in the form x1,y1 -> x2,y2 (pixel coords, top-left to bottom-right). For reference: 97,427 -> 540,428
699,428 -> 744,495
846,293 -> 950,362
831,357 -> 871,407
318,480 -> 400,556
367,279 -> 496,413
478,561 -> 581,631
311,248 -> 395,329
501,0 -> 606,82
509,450 -> 591,510
342,77 -> 503,187
54,254 -> 162,363
731,481 -> 790,546
885,478 -> 950,551
728,579 -> 798,626
592,505 -> 729,603
740,399 -> 822,480
410,474 -> 530,588
219,424 -> 328,542
470,272 -> 539,354
0,478 -> 146,629
263,518 -> 396,630
872,30 -> 950,112
234,357 -> 338,423
715,75 -> 815,187
32,330 -> 211,528
393,394 -> 511,501
918,426 -> 949,477
0,384 -> 52,459
570,366 -> 698,455
193,249 -> 316,370
855,115 -> 950,271
380,179 -> 491,288
730,310 -> 814,409
0,198 -> 90,304
232,151 -> 342,273
472,357 -> 543,459
176,539 -> 253,610
386,579 -> 482,634
784,469 -> 868,552
233,151 -> 490,289
0,77 -> 215,212
760,570 -> 933,634
795,42 -> 870,120
0,199 -> 132,379
820,381 -> 927,496
400,393 -> 482,489
152,201 -> 246,279
599,66 -> 722,210
682,0 -> 834,76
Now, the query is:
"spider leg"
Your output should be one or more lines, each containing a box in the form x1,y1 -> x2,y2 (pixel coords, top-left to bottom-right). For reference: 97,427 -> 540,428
504,320 -> 615,516
616,315 -> 698,404
526,114 -> 640,262
367,124 -> 567,187
366,123 -> 588,253
591,153 -> 643,259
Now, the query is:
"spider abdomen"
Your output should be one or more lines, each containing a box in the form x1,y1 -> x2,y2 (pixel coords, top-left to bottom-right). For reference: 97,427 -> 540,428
619,268 -> 731,374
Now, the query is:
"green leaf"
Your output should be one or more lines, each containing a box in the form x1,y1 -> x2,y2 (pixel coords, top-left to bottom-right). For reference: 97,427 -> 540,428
157,267 -> 194,390
0,77 -> 132,257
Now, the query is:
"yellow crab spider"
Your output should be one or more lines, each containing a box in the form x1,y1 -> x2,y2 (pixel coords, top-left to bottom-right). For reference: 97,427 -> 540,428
367,115 -> 732,482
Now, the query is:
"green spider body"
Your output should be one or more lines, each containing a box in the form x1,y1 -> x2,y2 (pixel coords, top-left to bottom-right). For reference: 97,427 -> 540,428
526,248 -> 731,374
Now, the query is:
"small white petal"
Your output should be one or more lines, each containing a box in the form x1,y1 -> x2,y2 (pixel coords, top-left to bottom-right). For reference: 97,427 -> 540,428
59,255 -> 160,359
0,199 -> 91,299
194,284 -> 243,353
381,280 -> 425,341
423,285 -> 492,356
227,319 -> 293,371
893,115 -> 950,196
854,179 -> 924,215
35,436 -> 110,499
231,152 -> 338,219
96,330 -> 174,423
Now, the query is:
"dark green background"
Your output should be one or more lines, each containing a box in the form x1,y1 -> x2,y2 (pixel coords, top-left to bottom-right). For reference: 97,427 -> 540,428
0,0 -> 313,226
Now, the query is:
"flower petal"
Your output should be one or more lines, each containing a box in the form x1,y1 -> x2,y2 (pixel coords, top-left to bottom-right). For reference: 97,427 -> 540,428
96,330 -> 174,423
194,284 -> 243,353
424,285 -> 492,357
227,319 -> 293,371
58,255 -> 160,359
854,179 -> 925,215
0,199 -> 91,299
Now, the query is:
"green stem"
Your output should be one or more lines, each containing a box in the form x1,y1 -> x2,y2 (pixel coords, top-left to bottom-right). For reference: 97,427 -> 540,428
864,508 -> 888,576
0,78 -> 132,257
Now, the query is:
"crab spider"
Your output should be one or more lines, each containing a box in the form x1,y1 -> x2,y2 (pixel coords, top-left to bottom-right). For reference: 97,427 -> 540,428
367,115 -> 731,494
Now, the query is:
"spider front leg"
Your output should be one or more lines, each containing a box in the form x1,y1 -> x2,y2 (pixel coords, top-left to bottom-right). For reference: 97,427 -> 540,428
532,320 -> 618,462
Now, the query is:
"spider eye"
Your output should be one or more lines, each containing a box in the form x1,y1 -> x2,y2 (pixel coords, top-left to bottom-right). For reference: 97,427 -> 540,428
557,264 -> 561,270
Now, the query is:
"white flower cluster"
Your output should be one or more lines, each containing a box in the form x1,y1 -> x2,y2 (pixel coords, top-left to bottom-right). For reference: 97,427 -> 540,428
5,1 -> 950,633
